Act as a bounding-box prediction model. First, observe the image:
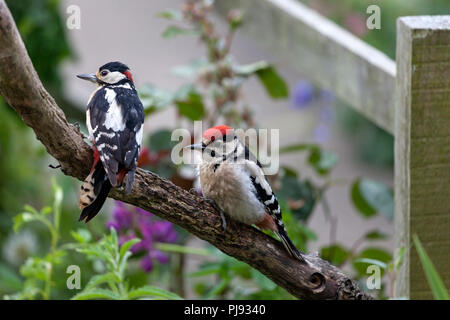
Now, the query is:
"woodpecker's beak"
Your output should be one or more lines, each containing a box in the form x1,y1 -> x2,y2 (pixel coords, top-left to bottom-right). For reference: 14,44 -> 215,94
184,143 -> 205,151
76,73 -> 98,83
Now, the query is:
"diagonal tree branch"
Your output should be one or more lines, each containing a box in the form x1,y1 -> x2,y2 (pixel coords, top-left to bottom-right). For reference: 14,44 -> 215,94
0,0 -> 371,300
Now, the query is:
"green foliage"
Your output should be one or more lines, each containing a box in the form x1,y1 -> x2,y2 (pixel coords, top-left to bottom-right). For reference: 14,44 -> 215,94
71,229 -> 181,300
351,178 -> 393,220
413,235 -> 449,300
6,0 -> 72,94
5,180 -> 64,300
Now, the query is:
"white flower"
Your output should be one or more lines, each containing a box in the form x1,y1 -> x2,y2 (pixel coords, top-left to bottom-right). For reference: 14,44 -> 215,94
2,230 -> 38,267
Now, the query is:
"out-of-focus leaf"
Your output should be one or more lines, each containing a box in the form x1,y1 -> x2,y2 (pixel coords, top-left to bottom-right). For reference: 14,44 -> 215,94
255,66 -> 288,99
162,25 -> 198,38
174,86 -> 205,121
138,84 -> 173,116
280,166 -> 298,178
413,234 -> 449,300
351,178 -> 393,220
171,58 -> 209,78
149,129 -> 176,152
308,148 -> 338,175
0,263 -> 23,292
321,244 -> 350,266
364,230 -> 389,241
234,61 -> 269,76
128,285 -> 182,300
279,143 -> 317,154
154,243 -> 210,256
251,269 -> 277,291
71,288 -> 121,300
189,265 -> 222,278
278,176 -> 316,221
157,9 -> 183,21
84,273 -> 119,291
13,212 -> 38,233
119,238 -> 141,261
352,247 -> 392,276
354,258 -> 387,269
70,229 -> 92,244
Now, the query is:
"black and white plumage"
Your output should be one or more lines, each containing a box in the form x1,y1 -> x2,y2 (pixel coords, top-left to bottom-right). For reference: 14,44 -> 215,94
187,125 -> 306,263
77,61 -> 144,222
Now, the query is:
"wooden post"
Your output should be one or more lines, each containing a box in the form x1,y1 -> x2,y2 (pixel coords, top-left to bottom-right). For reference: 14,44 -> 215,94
395,16 -> 450,299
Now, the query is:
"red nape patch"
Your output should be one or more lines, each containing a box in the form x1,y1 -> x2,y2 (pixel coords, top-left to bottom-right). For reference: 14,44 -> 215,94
202,125 -> 233,140
123,70 -> 134,82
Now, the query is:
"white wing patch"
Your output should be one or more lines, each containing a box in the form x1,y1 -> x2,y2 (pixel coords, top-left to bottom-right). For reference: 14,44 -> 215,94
104,88 -> 126,131
245,160 -> 272,196
136,125 -> 143,146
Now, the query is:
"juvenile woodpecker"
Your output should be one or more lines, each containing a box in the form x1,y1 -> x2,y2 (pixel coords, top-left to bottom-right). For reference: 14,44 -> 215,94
187,125 -> 306,262
77,61 -> 144,222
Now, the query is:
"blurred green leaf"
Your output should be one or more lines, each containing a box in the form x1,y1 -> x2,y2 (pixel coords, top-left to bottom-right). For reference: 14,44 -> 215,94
162,25 -> 198,38
234,61 -> 269,76
364,230 -> 389,241
251,269 -> 277,291
128,285 -> 182,300
352,247 -> 392,276
413,234 -> 449,300
13,211 -> 41,233
149,129 -> 175,152
138,84 -> 173,116
154,243 -> 211,256
70,228 -> 92,244
255,66 -> 288,99
84,273 -> 119,291
119,238 -> 141,261
189,265 -> 222,278
351,178 -> 393,219
174,86 -> 205,121
308,148 -> 338,175
320,244 -> 350,266
171,58 -> 208,78
279,143 -> 317,154
158,9 -> 183,21
278,176 -> 316,221
354,258 -> 387,269
0,263 -> 23,292
71,288 -> 121,300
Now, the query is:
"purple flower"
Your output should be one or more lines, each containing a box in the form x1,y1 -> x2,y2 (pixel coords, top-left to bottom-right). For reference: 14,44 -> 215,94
107,201 -> 132,231
314,122 -> 330,143
107,201 -> 178,273
291,80 -> 315,109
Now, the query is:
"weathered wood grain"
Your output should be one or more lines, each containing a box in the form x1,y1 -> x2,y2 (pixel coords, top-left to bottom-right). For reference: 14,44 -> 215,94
395,16 -> 450,299
214,0 -> 396,133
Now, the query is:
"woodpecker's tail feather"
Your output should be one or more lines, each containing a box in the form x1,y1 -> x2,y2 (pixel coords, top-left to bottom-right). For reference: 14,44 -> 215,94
78,162 -> 112,223
275,227 -> 306,263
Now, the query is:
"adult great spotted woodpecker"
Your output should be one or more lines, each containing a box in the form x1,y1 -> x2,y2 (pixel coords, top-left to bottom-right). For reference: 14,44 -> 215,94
76,61 -> 144,222
186,125 -> 306,263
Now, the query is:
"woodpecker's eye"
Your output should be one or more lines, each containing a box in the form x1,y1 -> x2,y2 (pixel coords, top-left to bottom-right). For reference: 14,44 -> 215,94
100,70 -> 108,77
210,150 -> 216,157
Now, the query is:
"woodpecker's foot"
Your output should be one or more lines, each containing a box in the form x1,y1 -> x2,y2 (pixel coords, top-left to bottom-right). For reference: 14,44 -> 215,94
203,198 -> 227,232
73,122 -> 87,139
49,164 -> 61,169
189,188 -> 201,196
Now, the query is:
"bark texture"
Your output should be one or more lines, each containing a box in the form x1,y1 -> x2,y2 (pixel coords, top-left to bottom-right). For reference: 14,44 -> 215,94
0,0 -> 371,300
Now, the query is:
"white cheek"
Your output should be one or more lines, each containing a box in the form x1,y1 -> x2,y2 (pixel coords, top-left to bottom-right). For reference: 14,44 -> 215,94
103,71 -> 126,84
